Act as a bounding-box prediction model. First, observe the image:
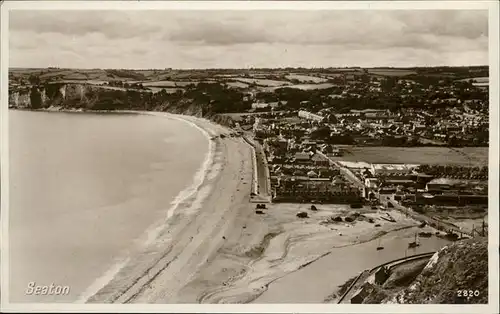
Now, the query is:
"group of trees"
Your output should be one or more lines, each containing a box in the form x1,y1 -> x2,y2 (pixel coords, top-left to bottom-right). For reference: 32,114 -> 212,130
107,81 -> 146,89
24,81 -> 251,115
381,135 -> 420,147
417,164 -> 488,180
447,132 -> 489,147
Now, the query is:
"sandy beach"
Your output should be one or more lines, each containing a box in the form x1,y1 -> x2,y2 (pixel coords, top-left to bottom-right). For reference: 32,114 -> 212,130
81,112 -> 449,304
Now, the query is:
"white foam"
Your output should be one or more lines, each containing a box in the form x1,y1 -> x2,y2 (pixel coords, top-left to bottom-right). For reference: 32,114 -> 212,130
140,112 -> 216,247
76,257 -> 130,303
79,112 -> 217,303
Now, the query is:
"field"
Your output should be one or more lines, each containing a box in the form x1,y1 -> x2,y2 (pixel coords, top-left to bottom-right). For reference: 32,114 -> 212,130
141,80 -> 199,87
147,87 -> 184,94
262,83 -> 335,92
457,77 -> 489,83
54,80 -> 108,85
234,77 -> 291,87
367,69 -> 417,77
226,81 -> 250,89
285,74 -> 328,83
333,146 -> 488,166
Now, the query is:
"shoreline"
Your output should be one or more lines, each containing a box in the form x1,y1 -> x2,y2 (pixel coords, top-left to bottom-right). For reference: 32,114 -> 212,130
79,111 -> 229,303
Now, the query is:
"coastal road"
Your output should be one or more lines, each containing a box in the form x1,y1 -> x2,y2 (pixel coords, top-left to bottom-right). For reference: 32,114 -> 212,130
253,140 -> 270,199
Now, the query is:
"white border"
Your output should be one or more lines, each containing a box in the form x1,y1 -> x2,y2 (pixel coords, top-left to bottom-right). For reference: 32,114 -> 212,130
487,3 -> 500,313
1,1 -> 499,313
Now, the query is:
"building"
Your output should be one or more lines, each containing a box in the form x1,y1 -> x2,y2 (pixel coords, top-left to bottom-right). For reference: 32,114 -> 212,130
251,102 -> 279,110
298,110 -> 324,122
383,179 -> 415,188
294,152 -> 312,164
365,178 -> 380,189
415,192 -> 487,205
371,164 -> 418,177
273,176 -> 362,203
425,178 -> 458,192
311,153 -> 330,167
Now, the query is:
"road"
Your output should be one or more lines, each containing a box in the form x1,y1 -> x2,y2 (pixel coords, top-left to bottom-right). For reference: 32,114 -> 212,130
317,151 -> 365,190
253,139 -> 270,198
387,195 -> 474,237
240,128 -> 270,200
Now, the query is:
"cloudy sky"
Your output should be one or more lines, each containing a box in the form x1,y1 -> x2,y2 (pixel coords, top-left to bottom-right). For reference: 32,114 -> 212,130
9,10 -> 488,69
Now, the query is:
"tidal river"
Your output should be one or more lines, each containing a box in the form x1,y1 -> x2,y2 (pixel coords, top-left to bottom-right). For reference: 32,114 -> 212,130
9,110 -> 208,303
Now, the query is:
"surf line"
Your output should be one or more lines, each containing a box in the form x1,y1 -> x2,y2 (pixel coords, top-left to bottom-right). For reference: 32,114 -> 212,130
76,112 -> 217,303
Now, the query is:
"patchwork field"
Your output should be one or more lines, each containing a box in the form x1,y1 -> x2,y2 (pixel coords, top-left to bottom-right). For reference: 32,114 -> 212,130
367,69 -> 417,76
261,83 -> 335,92
55,80 -> 108,85
234,77 -> 291,87
226,81 -> 250,88
141,80 -> 199,87
333,146 -> 488,166
285,74 -> 328,83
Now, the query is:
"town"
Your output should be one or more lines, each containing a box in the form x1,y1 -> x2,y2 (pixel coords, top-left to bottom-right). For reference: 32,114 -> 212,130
9,66 -> 489,237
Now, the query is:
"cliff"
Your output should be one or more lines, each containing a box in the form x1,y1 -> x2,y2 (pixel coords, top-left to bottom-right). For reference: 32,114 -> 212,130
358,238 -> 488,304
8,83 -> 242,126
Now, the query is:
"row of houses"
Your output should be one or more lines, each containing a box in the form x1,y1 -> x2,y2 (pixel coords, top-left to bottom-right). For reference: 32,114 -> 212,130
272,175 -> 363,203
355,163 -> 488,206
298,110 -> 325,122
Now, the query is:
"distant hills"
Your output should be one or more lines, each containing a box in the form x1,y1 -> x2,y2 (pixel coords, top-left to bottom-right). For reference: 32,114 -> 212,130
9,66 -> 489,83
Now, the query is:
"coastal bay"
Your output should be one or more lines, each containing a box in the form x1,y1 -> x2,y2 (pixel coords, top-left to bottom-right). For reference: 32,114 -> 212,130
9,110 -> 208,302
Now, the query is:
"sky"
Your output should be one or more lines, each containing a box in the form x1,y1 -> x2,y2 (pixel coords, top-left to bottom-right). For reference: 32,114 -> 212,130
9,9 -> 489,69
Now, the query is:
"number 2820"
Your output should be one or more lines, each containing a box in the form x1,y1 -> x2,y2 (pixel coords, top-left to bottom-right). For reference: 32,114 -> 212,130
457,290 -> 480,297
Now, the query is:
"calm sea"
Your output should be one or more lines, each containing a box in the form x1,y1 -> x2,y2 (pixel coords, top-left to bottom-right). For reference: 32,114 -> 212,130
9,110 -> 208,303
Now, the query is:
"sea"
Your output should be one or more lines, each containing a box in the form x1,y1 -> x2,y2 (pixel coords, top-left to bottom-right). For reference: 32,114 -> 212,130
8,110 -> 209,303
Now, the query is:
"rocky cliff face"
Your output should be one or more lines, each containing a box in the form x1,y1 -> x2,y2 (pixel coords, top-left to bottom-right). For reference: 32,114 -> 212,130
9,84 -> 96,108
358,238 -> 488,304
8,83 -> 235,126
9,89 -> 31,108
384,238 -> 488,304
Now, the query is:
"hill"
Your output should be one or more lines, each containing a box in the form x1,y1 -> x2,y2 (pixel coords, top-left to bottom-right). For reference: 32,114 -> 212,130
359,238 -> 488,304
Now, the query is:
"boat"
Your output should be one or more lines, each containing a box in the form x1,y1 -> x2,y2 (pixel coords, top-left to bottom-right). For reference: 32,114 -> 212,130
418,231 -> 433,238
444,231 -> 459,241
376,238 -> 384,250
408,232 -> 420,248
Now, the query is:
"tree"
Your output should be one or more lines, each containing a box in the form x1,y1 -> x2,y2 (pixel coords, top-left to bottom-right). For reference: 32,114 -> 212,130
28,75 -> 41,85
310,126 -> 331,140
29,87 -> 43,109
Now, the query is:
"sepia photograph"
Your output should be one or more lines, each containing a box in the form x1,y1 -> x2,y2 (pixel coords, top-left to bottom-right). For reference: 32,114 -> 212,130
1,1 -> 498,313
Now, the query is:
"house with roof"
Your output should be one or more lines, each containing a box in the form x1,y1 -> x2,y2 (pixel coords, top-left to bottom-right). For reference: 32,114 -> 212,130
293,152 -> 312,164
425,178 -> 461,192
364,178 -> 380,189
311,153 -> 330,167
